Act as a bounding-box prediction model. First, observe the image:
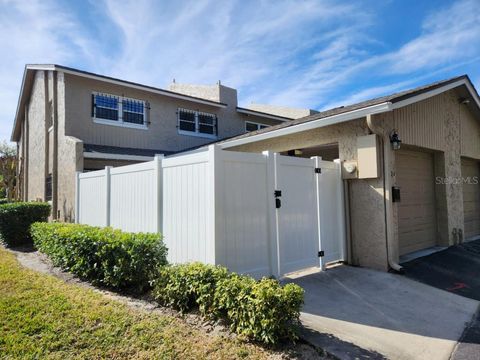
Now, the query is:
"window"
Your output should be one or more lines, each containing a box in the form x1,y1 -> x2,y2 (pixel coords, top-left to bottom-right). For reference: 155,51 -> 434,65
245,121 -> 269,132
45,174 -> 52,201
92,92 -> 147,128
178,108 -> 217,138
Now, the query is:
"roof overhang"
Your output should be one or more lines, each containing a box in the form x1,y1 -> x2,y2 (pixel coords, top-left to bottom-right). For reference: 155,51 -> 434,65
236,107 -> 293,122
11,64 -> 228,141
83,152 -> 157,162
221,77 -> 480,150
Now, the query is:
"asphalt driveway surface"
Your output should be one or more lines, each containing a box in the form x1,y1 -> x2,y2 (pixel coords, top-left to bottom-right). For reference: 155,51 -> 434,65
402,239 -> 480,359
402,239 -> 480,301
287,265 -> 478,360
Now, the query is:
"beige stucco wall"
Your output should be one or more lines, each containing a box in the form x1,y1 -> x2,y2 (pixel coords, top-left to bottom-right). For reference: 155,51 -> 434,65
26,71 -> 47,202
246,103 -> 318,119
63,73 -> 281,152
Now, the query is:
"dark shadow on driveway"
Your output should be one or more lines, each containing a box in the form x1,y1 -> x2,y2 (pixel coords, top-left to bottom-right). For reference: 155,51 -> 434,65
402,239 -> 480,301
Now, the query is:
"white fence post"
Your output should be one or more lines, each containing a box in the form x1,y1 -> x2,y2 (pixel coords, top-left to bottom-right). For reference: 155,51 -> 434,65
105,166 -> 112,227
313,156 -> 325,270
154,154 -> 164,233
75,171 -> 81,224
335,159 -> 347,261
264,151 -> 279,278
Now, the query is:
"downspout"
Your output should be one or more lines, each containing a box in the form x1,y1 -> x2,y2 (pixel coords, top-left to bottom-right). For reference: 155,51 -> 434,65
366,114 -> 403,273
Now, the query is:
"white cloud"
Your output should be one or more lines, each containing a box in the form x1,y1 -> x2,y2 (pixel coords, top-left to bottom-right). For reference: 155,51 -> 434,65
0,0 -> 479,142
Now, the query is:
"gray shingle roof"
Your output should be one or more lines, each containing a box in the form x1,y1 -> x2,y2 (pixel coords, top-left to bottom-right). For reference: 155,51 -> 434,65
219,75 -> 475,144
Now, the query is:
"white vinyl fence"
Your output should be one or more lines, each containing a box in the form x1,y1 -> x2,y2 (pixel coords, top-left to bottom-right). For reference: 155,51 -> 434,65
76,145 -> 346,278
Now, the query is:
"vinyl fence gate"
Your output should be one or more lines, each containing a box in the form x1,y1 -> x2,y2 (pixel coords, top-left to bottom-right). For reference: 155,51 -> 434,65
76,146 -> 346,278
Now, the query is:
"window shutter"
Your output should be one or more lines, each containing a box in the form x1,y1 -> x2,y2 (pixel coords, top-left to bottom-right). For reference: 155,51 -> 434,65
91,94 -> 95,117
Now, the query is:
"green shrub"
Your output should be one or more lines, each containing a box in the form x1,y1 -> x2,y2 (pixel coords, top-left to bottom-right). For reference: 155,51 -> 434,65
153,262 -> 228,315
152,263 -> 304,344
31,223 -> 167,292
0,202 -> 51,247
0,198 -> 9,205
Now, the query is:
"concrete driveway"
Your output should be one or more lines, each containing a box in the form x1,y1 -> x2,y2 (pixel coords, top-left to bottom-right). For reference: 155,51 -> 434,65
287,266 -> 479,360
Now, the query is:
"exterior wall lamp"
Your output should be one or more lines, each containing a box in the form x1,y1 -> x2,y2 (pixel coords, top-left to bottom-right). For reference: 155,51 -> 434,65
389,129 -> 402,150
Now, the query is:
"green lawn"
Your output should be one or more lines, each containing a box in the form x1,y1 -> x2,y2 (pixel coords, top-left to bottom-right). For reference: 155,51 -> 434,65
0,248 -> 271,359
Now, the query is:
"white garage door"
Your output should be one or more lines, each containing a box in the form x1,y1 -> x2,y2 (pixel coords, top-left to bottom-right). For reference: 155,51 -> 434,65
462,158 -> 480,240
397,150 -> 437,255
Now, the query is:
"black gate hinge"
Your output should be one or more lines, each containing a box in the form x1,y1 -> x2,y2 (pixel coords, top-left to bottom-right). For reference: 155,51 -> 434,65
315,168 -> 322,174
318,250 -> 324,257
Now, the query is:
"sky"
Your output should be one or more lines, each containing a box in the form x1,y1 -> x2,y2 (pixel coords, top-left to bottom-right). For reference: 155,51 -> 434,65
1,0 -> 479,142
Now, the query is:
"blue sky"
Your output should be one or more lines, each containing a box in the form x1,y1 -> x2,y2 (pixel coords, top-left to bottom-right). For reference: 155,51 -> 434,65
1,0 -> 479,142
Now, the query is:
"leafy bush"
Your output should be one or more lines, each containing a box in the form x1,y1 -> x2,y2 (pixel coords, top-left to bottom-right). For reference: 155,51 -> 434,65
0,198 -> 9,205
31,223 -> 167,292
0,202 -> 51,247
152,263 -> 304,344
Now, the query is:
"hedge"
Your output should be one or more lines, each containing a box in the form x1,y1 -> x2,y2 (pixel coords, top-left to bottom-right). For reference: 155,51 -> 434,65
31,223 -> 167,292
0,198 -> 9,205
0,202 -> 51,247
152,263 -> 304,344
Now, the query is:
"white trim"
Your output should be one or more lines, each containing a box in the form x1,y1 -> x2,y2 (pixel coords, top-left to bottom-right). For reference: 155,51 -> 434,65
221,102 -> 393,149
34,65 -> 227,108
390,79 -> 472,109
237,107 -> 292,121
83,152 -> 156,161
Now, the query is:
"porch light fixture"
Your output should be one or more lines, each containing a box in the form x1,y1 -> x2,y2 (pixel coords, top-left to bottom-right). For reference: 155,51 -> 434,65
458,97 -> 470,105
389,129 -> 401,150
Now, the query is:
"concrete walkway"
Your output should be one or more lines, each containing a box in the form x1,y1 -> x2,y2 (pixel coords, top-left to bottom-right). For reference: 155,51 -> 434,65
287,266 -> 479,360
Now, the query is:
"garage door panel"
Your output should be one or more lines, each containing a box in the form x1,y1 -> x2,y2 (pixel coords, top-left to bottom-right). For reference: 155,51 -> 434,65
462,158 -> 480,240
397,150 -> 437,256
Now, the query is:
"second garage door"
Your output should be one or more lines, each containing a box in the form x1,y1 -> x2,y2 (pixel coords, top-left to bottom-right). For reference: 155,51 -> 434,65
397,149 -> 437,255
462,158 -> 480,240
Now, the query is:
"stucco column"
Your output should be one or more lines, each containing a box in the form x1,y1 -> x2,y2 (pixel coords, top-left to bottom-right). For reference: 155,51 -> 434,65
443,93 -> 464,244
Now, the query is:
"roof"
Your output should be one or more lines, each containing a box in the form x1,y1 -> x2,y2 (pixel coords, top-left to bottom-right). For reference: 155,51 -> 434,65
84,143 -> 173,157
236,106 -> 294,121
219,75 -> 480,149
11,64 -> 230,141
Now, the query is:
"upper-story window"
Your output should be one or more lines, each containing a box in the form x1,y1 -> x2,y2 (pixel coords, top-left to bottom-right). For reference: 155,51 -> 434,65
177,108 -> 217,139
92,92 -> 148,129
245,121 -> 269,132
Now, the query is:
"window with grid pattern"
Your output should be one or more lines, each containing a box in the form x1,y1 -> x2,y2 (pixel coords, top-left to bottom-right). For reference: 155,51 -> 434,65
178,108 -> 217,137
92,92 -> 147,127
245,121 -> 269,132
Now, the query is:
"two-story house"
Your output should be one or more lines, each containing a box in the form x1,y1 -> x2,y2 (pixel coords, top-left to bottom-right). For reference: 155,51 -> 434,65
10,64 -> 317,221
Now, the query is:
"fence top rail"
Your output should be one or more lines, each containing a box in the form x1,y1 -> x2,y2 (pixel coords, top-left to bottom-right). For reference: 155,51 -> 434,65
162,150 -> 209,168
110,161 -> 155,175
220,150 -> 268,165
79,169 -> 106,179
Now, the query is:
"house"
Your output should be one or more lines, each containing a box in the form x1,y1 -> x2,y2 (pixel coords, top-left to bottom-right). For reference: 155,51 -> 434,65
10,64 -> 316,222
210,75 -> 480,271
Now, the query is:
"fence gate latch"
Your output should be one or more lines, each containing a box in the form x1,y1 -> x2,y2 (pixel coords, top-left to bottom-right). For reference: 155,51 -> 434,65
274,190 -> 282,209
315,168 -> 322,174
318,250 -> 324,257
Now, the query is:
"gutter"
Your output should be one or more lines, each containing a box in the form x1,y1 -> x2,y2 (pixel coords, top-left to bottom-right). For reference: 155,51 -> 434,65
366,114 -> 403,273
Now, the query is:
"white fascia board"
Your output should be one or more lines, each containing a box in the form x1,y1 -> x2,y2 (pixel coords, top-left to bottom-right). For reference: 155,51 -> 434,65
390,79 -> 475,109
220,102 -> 392,149
236,108 -> 292,122
26,64 -> 56,71
83,152 -> 156,162
55,66 -> 227,108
